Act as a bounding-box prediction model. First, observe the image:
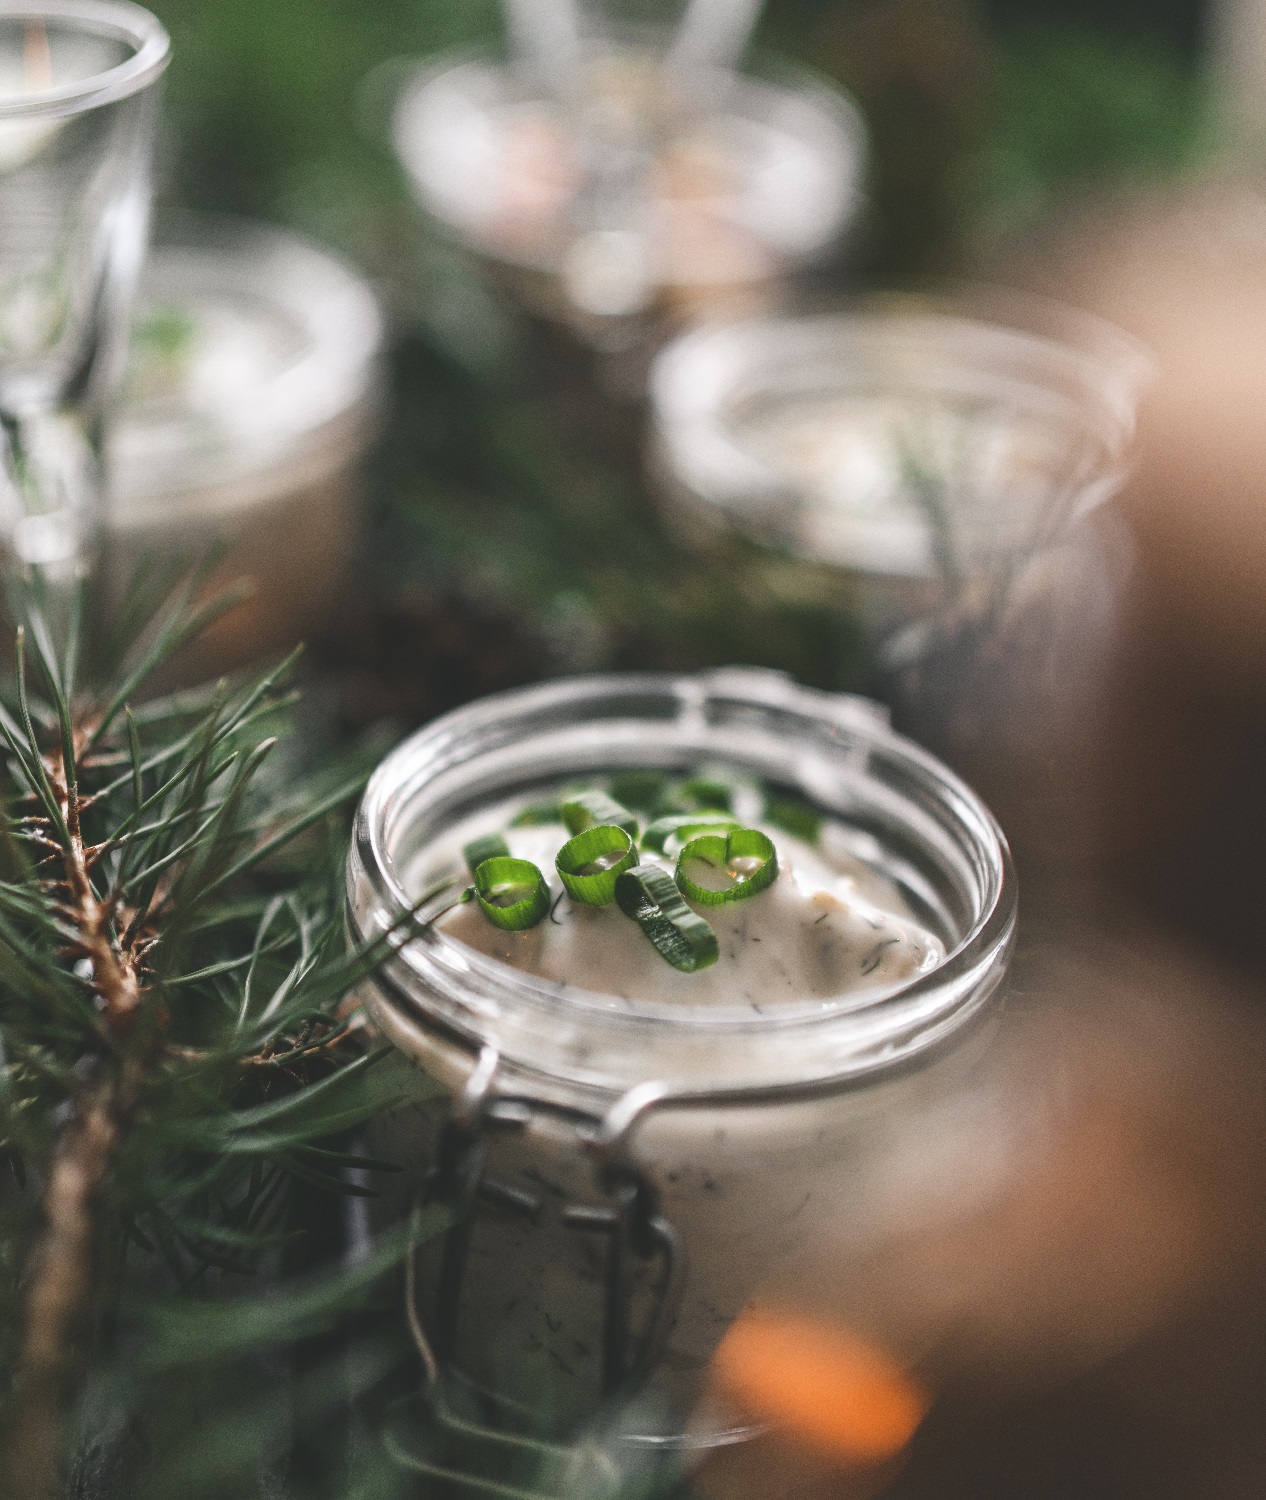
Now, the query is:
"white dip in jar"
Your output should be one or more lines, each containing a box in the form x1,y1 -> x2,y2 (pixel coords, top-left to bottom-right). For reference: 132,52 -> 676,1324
425,800 -> 943,1007
347,669 -> 1017,1440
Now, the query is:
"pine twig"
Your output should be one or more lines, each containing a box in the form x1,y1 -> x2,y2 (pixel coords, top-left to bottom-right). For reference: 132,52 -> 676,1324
0,572 -> 395,1498
5,737 -> 158,1498
6,1064 -> 136,1499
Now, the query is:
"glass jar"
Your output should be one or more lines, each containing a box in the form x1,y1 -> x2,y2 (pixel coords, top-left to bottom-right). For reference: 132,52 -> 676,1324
648,296 -> 1153,853
392,42 -> 864,347
347,668 -> 1017,1443
103,217 -> 384,680
649,295 -> 1148,640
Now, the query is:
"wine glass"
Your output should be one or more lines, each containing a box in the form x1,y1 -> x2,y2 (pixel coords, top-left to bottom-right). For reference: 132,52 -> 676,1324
0,1 -> 169,587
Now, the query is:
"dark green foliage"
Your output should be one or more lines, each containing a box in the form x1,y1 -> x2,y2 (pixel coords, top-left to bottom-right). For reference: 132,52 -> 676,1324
0,570 -> 436,1498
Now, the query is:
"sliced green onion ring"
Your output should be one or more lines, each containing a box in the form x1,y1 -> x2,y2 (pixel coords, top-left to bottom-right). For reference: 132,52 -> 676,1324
608,770 -> 668,812
678,776 -> 734,813
562,791 -> 638,839
763,797 -> 823,845
676,829 -> 779,907
555,824 -> 637,906
463,833 -> 510,875
510,798 -> 563,828
472,857 -> 551,932
641,810 -> 740,856
615,864 -> 718,973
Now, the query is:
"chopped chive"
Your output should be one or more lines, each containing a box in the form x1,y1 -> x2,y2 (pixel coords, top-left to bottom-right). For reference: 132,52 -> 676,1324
763,797 -> 823,845
615,864 -> 718,973
678,777 -> 734,813
609,770 -> 669,811
641,810 -> 741,857
676,829 -> 778,908
463,833 -> 510,875
562,791 -> 638,840
510,798 -> 564,827
472,857 -> 551,932
555,824 -> 637,907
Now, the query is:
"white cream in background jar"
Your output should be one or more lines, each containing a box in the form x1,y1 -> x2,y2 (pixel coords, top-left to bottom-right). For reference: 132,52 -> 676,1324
393,44 -> 864,344
347,669 -> 1018,1445
105,219 -> 383,676
649,300 -> 1147,646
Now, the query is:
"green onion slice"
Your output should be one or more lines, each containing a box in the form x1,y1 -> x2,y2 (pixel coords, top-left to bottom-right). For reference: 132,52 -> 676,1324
510,798 -> 563,828
462,833 -> 510,875
471,857 -> 551,932
678,776 -> 734,813
615,864 -> 719,973
676,829 -> 779,907
555,824 -> 637,906
562,791 -> 638,840
641,811 -> 740,856
608,770 -> 669,812
763,797 -> 823,845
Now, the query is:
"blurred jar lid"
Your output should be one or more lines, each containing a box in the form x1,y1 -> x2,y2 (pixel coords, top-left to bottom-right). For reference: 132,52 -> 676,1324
649,298 -> 1149,581
108,218 -> 384,525
393,45 -> 864,315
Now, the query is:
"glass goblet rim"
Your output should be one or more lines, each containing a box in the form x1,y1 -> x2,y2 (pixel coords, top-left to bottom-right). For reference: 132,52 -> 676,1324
0,0 -> 170,119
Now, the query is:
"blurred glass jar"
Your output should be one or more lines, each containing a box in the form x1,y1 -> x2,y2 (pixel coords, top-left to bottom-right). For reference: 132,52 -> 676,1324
348,669 -> 1018,1443
649,298 -> 1152,853
104,219 -> 383,677
392,36 -> 864,349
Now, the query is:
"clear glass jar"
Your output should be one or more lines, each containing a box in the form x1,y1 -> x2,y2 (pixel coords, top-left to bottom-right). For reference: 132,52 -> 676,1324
103,217 -> 384,679
649,295 -> 1148,639
648,296 -> 1153,853
392,42 -> 864,345
347,668 -> 1017,1440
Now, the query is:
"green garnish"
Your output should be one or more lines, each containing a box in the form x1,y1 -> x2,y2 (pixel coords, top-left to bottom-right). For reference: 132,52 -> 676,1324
678,777 -> 734,813
676,829 -> 779,907
641,811 -> 741,856
471,857 -> 551,932
555,824 -> 637,906
462,833 -> 510,875
763,797 -> 823,845
615,864 -> 719,973
608,770 -> 669,812
510,798 -> 564,828
562,791 -> 638,840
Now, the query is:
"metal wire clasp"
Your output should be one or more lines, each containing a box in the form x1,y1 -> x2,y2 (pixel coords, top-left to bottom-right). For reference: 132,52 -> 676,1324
405,1050 -> 686,1412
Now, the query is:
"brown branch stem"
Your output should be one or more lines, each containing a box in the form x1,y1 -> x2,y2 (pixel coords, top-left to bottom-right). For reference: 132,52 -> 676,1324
5,750 -> 155,1496
5,1079 -> 122,1499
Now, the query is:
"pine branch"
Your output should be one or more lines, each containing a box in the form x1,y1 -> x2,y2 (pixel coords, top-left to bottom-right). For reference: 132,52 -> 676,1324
7,1055 -> 144,1499
0,569 -> 425,1498
5,701 -> 158,1497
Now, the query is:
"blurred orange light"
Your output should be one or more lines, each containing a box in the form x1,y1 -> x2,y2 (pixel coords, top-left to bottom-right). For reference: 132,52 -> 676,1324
710,1307 -> 931,1464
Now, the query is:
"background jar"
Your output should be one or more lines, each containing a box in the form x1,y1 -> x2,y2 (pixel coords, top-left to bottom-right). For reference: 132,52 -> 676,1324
392,38 -> 865,353
648,296 -> 1152,856
347,669 -> 1018,1439
104,217 -> 384,679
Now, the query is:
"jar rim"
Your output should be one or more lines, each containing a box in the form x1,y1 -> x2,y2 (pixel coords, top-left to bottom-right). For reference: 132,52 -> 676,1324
648,295 -> 1152,573
391,47 -> 866,284
348,669 -> 1018,1101
0,2 -> 170,118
